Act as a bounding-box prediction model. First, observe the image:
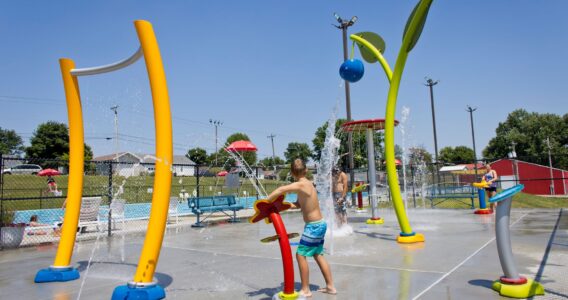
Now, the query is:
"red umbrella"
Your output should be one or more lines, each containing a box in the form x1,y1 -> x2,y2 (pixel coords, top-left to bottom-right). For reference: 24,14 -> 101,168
38,169 -> 61,176
226,140 -> 257,152
217,170 -> 228,177
382,159 -> 402,166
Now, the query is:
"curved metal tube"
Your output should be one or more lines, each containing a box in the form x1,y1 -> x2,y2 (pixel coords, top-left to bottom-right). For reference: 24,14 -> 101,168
366,128 -> 379,219
349,34 -> 393,82
71,47 -> 143,76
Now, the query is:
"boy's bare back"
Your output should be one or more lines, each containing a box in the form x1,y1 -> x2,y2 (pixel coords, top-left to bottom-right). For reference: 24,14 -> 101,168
295,178 -> 323,223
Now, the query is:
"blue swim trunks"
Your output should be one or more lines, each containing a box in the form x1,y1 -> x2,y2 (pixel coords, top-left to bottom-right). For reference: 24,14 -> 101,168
297,219 -> 327,257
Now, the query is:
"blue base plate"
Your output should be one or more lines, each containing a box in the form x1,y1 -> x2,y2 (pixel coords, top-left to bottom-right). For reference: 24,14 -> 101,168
35,267 -> 80,283
112,284 -> 165,300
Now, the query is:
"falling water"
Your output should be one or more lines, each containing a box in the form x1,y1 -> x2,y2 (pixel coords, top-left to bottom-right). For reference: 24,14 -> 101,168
315,109 -> 341,255
399,106 -> 410,210
225,150 -> 267,197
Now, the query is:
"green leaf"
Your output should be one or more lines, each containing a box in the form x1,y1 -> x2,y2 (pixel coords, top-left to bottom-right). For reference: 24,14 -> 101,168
353,31 -> 386,64
403,0 -> 433,52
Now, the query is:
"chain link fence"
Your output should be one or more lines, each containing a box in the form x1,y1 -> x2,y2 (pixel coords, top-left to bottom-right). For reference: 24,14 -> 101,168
2,155 -> 567,249
0,156 -> 292,249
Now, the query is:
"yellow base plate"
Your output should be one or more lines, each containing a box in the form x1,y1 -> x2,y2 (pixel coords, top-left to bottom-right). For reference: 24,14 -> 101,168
366,218 -> 384,225
278,291 -> 299,299
492,278 -> 544,298
397,233 -> 425,244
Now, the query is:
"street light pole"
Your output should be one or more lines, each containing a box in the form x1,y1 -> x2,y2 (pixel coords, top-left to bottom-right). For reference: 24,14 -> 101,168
110,105 -> 119,160
209,119 -> 223,166
334,13 -> 358,206
425,78 -> 440,186
466,106 -> 478,179
546,137 -> 554,195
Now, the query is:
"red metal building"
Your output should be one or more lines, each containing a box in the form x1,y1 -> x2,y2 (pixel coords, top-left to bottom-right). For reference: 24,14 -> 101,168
490,159 -> 568,195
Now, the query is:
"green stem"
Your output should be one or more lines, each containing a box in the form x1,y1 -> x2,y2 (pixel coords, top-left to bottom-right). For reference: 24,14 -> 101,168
385,0 -> 432,235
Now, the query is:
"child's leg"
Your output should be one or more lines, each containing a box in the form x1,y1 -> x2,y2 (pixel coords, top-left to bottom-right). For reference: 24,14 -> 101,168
313,254 -> 336,294
296,253 -> 311,296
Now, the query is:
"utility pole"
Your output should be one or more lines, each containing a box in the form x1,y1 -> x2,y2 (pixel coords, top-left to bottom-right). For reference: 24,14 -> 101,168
466,106 -> 478,179
110,105 -> 119,160
425,78 -> 440,187
334,13 -> 358,206
209,119 -> 223,166
546,137 -> 554,195
267,134 -> 276,167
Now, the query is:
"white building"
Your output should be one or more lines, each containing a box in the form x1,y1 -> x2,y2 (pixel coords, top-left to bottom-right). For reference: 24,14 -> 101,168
93,152 -> 195,177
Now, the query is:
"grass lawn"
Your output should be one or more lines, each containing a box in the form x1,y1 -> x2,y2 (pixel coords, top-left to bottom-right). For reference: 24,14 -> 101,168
1,174 -> 288,211
423,192 -> 567,209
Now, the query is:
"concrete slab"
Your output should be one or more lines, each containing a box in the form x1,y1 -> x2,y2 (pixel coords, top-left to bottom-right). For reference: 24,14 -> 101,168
0,208 -> 565,299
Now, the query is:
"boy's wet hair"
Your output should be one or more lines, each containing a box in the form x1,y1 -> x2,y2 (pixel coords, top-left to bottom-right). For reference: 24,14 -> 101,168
291,159 -> 307,177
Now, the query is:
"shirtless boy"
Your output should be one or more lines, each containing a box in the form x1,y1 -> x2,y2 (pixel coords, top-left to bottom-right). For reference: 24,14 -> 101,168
332,166 -> 348,225
266,159 -> 336,297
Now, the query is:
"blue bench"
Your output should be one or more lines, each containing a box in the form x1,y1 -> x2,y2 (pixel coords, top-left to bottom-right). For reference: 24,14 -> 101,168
188,195 -> 244,227
426,185 -> 476,209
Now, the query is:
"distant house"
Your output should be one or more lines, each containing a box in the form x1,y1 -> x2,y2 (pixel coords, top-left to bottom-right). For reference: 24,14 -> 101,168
141,155 -> 195,176
93,152 -> 196,177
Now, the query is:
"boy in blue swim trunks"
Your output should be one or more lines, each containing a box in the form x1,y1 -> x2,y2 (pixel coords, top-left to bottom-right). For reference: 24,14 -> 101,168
267,159 -> 336,297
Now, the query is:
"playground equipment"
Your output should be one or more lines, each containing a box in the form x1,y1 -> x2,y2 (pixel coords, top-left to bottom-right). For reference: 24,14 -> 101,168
472,180 -> 493,214
249,195 -> 298,299
351,182 -> 368,212
33,20 -> 173,300
342,119 -> 399,224
488,185 -> 545,298
346,0 -> 433,243
339,58 -> 365,83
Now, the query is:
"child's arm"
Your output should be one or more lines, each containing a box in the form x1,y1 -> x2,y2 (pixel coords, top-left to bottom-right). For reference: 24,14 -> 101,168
267,182 -> 302,202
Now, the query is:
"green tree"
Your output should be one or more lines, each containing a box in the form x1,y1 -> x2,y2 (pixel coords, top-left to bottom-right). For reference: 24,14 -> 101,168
408,146 -> 433,165
483,109 -> 568,169
186,147 -> 208,165
284,142 -> 312,163
0,127 -> 24,155
259,156 -> 285,169
439,146 -> 475,164
26,121 -> 93,168
312,119 -> 381,169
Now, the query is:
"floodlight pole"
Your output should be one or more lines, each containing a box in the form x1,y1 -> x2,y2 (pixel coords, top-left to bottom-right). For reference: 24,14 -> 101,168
335,13 -> 358,205
425,78 -> 440,187
466,106 -> 478,179
210,119 -> 222,166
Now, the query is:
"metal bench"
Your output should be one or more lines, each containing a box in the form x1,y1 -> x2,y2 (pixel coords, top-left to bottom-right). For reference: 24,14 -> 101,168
426,184 -> 476,209
188,195 -> 244,227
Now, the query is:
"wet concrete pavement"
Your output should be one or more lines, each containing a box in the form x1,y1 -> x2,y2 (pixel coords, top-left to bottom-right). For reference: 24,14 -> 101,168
0,208 -> 565,299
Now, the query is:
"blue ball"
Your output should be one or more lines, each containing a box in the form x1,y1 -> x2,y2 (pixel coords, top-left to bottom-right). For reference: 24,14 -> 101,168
339,59 -> 365,83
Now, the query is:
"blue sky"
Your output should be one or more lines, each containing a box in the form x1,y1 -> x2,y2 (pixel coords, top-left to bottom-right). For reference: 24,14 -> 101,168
1,1 -> 567,161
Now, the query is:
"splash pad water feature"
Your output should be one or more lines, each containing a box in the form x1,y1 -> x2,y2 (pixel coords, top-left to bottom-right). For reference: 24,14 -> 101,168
340,0 -> 434,243
249,195 -> 299,299
33,20 -> 173,300
340,119 -> 399,225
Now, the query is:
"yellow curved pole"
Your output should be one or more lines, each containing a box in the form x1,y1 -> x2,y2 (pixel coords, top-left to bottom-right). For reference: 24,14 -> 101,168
53,59 -> 85,267
349,34 -> 393,83
385,0 -> 431,242
132,20 -> 173,283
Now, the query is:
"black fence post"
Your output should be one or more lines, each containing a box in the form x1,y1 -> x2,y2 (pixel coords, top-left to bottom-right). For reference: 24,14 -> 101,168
107,161 -> 113,237
255,167 -> 259,200
411,164 -> 416,208
0,153 -> 3,230
195,165 -> 200,198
